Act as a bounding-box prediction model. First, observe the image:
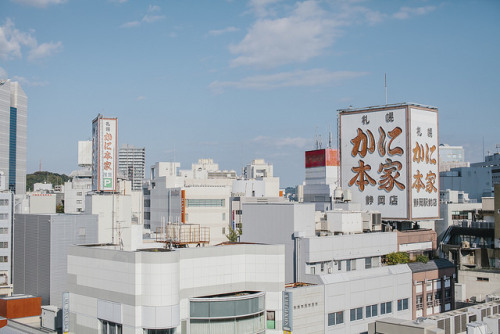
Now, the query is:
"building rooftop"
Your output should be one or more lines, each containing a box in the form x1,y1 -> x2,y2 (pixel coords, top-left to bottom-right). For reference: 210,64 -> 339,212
338,102 -> 438,113
407,259 -> 455,273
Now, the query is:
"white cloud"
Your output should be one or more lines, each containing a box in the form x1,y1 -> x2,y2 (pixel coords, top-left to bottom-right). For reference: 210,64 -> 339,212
393,6 -> 436,20
251,135 -> 310,149
142,15 -> 165,24
249,0 -> 282,17
208,26 -> 239,36
11,0 -> 66,8
28,41 -> 63,61
12,75 -> 48,87
0,18 -> 62,61
229,1 -> 438,68
121,5 -> 165,28
209,69 -> 368,93
230,1 -> 337,68
120,21 -> 140,28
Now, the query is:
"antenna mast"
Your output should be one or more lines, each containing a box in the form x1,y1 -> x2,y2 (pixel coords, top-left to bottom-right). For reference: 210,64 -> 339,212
385,73 -> 388,105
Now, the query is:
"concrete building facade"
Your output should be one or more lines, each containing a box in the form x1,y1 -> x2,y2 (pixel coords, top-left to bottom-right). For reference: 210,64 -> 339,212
118,144 -> 146,191
67,243 -> 285,334
13,213 -> 98,306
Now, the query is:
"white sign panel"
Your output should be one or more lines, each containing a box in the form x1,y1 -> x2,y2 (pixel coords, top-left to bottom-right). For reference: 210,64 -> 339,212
409,108 -> 439,219
341,108 -> 408,219
92,116 -> 117,192
340,105 -> 439,220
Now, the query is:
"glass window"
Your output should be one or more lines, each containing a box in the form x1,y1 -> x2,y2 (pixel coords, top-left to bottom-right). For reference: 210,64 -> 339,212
397,298 -> 409,311
101,320 -> 122,334
0,199 -> 9,206
0,228 -> 8,234
0,242 -> 7,248
266,311 -> 275,329
328,311 -> 344,326
366,304 -> 377,318
0,214 -> 8,220
350,307 -> 363,321
365,257 -> 372,269
381,301 -> 392,314
187,199 -> 225,207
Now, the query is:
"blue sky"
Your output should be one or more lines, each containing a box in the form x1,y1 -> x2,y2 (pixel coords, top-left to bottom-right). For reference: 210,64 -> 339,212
1,0 -> 499,186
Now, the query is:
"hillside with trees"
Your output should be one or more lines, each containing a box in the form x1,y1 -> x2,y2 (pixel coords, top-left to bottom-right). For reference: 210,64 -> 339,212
26,171 -> 70,192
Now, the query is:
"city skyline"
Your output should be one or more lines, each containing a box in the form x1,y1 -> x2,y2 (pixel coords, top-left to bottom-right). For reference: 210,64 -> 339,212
1,0 -> 499,186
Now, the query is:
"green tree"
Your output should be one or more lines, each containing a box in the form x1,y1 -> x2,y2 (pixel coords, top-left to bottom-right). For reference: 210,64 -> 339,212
385,251 -> 410,265
226,226 -> 241,242
26,171 -> 70,192
416,255 -> 429,263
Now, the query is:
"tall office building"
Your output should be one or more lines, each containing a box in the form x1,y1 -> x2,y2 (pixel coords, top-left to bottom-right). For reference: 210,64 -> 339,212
0,80 -> 27,194
118,144 -> 145,191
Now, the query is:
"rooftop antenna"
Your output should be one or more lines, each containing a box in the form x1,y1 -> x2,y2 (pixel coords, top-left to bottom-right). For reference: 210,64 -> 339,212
314,127 -> 319,149
385,73 -> 388,105
318,134 -> 323,149
328,126 -> 333,148
39,159 -> 42,172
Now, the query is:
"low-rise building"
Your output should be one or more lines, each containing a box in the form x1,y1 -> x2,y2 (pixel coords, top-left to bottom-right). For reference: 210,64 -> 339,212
67,243 -> 285,333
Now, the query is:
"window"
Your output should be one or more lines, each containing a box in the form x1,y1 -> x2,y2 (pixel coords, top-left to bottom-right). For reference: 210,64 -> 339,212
76,200 -> 82,204
350,307 -> 363,321
321,262 -> 325,272
235,210 -> 242,215
100,320 -> 122,334
0,199 -> 9,206
76,192 -> 83,196
477,277 -> 490,282
266,311 -> 275,329
0,242 -> 8,249
186,199 -> 225,207
397,298 -> 409,311
0,228 -> 8,234
0,214 -> 8,220
143,329 -> 174,334
337,261 -> 342,271
222,213 -> 226,221
328,311 -> 344,326
347,259 -> 356,271
0,256 -> 8,262
310,266 -> 315,275
380,302 -> 392,315
365,257 -> 372,269
426,294 -> 432,304
416,295 -> 423,309
366,304 -> 377,318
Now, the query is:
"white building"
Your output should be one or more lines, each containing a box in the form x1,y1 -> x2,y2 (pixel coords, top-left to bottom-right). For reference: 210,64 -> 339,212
0,190 -> 13,296
243,159 -> 273,179
84,179 -> 144,248
439,144 -> 469,172
240,200 -> 413,333
67,243 -> 285,333
149,160 -> 236,245
64,141 -> 93,213
118,144 -> 145,191
0,79 -> 27,194
64,167 -> 92,213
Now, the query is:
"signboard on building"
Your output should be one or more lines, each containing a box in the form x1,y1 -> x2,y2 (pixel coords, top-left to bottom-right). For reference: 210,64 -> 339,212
92,116 -> 117,192
62,292 -> 69,333
339,104 -> 438,220
282,291 -> 293,331
305,148 -> 339,168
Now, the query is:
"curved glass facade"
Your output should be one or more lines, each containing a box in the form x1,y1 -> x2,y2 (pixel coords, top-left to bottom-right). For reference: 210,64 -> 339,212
190,292 -> 265,334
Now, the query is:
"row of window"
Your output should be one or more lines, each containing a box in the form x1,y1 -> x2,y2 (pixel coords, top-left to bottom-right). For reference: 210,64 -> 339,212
328,299 -> 408,327
187,199 -> 225,207
0,199 -> 9,206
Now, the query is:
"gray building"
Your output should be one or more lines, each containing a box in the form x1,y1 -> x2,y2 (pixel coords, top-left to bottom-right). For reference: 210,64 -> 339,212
118,144 -> 145,191
13,213 -> 98,306
0,80 -> 27,194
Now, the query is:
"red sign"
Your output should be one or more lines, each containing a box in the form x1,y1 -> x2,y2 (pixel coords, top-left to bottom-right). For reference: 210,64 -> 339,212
305,149 -> 339,168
